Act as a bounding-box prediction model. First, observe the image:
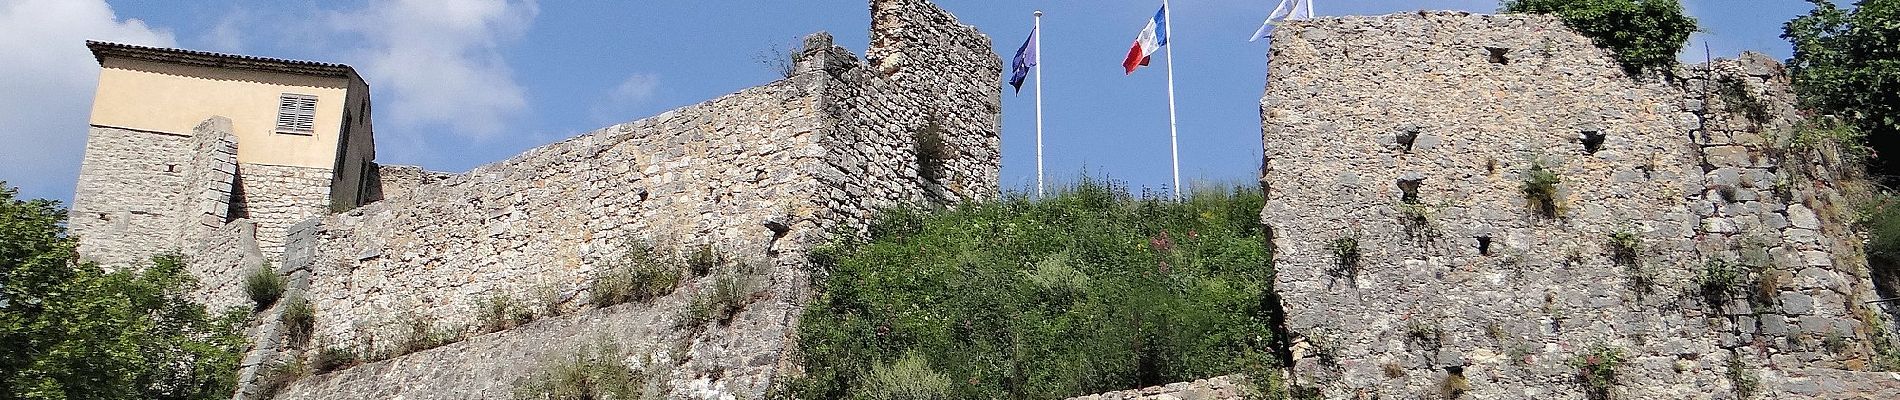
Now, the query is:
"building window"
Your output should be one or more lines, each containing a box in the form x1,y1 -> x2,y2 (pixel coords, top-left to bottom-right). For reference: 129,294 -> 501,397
275,93 -> 318,135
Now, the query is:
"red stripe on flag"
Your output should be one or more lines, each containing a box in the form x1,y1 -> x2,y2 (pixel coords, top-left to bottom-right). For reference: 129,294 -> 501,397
1122,41 -> 1145,74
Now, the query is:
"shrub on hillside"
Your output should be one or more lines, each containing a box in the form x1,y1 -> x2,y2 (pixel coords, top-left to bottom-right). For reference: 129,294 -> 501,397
589,241 -> 683,307
0,183 -> 248,399
784,179 -> 1279,399
245,264 -> 287,311
1785,0 -> 1900,179
1503,0 -> 1698,76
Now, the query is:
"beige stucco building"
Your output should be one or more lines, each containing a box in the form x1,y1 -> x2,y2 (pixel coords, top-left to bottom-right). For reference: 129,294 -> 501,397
72,41 -> 377,266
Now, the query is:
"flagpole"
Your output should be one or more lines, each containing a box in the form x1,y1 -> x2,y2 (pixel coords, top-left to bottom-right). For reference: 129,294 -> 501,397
1161,0 -> 1181,200
1034,10 -> 1045,199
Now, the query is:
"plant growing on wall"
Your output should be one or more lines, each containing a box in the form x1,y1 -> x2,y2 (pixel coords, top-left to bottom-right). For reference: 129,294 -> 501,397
1329,232 -> 1363,279
1502,0 -> 1698,76
1569,345 -> 1627,400
245,263 -> 287,311
1521,161 -> 1563,218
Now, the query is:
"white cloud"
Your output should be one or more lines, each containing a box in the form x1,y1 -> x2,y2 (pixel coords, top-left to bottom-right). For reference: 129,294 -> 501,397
201,9 -> 249,53
0,0 -> 174,202
330,0 -> 537,140
589,73 -> 660,123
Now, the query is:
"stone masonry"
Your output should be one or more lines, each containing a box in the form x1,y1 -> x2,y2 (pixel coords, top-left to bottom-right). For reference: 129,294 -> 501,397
253,1 -> 1001,398
1262,12 -> 1899,399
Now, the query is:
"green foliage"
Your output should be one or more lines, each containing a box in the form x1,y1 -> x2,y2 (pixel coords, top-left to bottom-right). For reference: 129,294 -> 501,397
861,352 -> 953,400
589,241 -> 683,307
1502,0 -> 1698,76
477,294 -> 535,333
677,270 -> 760,330
0,183 -> 248,400
1698,258 -> 1747,306
1784,0 -> 1900,176
1521,162 -> 1563,217
512,339 -> 647,400
1607,229 -> 1642,267
281,295 -> 315,345
685,245 -> 723,277
785,179 -> 1277,399
256,360 -> 308,398
1725,357 -> 1760,399
1327,234 -> 1361,279
243,264 -> 286,311
311,347 -> 362,374
1863,194 -> 1900,305
394,315 -> 460,356
1568,345 -> 1627,400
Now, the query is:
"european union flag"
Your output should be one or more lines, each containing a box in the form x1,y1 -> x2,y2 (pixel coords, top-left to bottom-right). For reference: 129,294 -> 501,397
1009,26 -> 1038,93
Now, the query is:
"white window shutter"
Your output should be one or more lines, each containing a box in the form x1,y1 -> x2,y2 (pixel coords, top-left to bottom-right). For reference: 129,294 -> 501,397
276,94 -> 318,133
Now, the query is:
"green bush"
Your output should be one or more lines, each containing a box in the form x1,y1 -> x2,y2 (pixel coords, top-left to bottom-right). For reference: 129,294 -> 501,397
1521,162 -> 1563,217
677,271 -> 760,330
590,242 -> 683,307
685,245 -> 724,277
311,346 -> 362,374
1607,229 -> 1642,266
257,359 -> 309,398
1698,258 -> 1747,306
512,339 -> 647,400
1502,0 -> 1698,76
478,294 -> 536,333
245,264 -> 287,311
1569,345 -> 1627,400
395,315 -> 460,356
0,183 -> 247,399
861,353 -> 952,400
1784,0 -> 1900,178
281,295 -> 316,344
784,179 -> 1277,399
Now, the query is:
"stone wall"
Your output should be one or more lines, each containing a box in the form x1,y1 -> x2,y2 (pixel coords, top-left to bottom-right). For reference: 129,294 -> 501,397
231,163 -> 333,258
258,1 -> 1000,398
1261,12 -> 1891,399
71,125 -> 196,267
368,164 -> 454,203
1065,375 -> 1247,400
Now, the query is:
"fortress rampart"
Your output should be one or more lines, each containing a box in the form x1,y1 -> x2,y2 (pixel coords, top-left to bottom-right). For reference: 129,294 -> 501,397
1262,12 -> 1898,399
251,1 -> 1001,398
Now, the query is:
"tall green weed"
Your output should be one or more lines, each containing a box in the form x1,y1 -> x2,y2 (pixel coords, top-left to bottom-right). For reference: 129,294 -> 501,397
787,179 -> 1278,399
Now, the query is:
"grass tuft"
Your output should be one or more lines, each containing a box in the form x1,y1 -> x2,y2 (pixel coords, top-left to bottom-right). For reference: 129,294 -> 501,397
244,265 -> 286,311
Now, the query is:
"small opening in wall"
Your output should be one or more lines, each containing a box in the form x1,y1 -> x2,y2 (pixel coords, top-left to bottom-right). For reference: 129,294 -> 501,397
1580,130 -> 1607,154
1398,176 -> 1425,204
1396,126 -> 1419,152
1476,235 -> 1493,256
165,164 -> 177,173
1486,47 -> 1511,65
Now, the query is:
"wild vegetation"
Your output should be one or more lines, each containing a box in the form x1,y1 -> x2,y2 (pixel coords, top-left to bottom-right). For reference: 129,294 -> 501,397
1502,0 -> 1698,76
784,180 -> 1280,399
0,183 -> 248,399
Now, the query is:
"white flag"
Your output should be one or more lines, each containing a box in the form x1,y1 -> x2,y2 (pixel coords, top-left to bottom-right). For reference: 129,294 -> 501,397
1250,0 -> 1314,42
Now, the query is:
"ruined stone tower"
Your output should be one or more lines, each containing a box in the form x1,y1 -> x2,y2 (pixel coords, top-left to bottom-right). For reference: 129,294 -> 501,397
1261,12 -> 1899,399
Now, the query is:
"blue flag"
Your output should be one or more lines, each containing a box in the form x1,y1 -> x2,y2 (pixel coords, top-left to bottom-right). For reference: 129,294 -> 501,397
1009,26 -> 1038,93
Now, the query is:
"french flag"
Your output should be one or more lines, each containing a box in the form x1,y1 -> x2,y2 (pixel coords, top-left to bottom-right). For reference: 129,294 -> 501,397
1122,4 -> 1168,75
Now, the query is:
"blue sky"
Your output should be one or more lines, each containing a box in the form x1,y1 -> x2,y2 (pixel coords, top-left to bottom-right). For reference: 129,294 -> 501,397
0,0 -> 1823,203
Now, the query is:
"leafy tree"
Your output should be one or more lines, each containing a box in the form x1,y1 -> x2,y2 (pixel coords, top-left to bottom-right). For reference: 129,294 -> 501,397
1503,0 -> 1699,76
0,182 -> 247,400
1784,0 -> 1900,177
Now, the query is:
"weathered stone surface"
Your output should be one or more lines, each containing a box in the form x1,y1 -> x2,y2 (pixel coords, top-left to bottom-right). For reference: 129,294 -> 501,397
257,1 -> 1002,399
1064,375 -> 1246,400
1261,12 -> 1893,400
